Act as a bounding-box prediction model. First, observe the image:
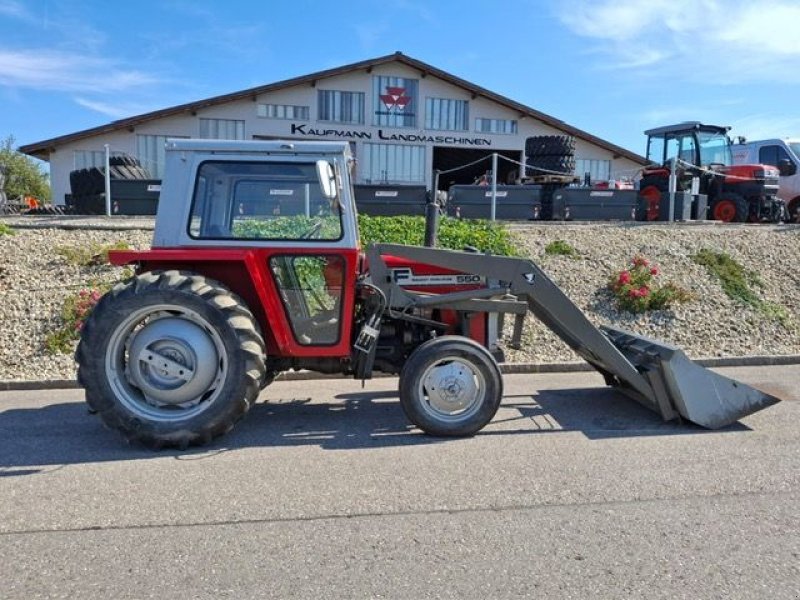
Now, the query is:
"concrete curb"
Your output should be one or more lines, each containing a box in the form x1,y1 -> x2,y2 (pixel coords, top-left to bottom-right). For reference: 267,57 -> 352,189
2,354 -> 798,392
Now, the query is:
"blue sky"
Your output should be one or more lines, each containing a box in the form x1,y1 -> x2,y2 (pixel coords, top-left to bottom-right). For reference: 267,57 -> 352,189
3,0 -> 800,160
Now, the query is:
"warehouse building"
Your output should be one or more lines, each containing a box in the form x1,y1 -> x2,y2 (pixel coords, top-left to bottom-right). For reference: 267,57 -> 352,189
21,52 -> 646,205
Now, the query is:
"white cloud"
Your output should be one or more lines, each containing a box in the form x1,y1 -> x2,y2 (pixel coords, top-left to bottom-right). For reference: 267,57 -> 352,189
730,113 -> 800,140
0,48 -> 162,92
0,0 -> 31,20
555,0 -> 800,84
72,97 -> 156,120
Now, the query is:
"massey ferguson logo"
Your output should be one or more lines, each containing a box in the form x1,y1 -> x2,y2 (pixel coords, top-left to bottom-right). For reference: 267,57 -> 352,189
380,86 -> 411,111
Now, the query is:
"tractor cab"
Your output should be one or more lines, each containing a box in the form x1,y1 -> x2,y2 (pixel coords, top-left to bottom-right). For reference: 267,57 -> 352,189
640,122 -> 784,222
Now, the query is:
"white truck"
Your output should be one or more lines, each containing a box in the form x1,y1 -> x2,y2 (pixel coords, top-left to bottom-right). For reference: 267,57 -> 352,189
732,138 -> 800,221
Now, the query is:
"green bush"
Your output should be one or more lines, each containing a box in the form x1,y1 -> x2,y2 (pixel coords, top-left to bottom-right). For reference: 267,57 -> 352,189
0,223 -> 15,236
608,256 -> 693,313
358,215 -> 518,256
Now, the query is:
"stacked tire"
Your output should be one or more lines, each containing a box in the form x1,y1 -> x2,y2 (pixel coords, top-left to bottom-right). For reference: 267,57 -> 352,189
69,155 -> 152,214
525,135 -> 576,176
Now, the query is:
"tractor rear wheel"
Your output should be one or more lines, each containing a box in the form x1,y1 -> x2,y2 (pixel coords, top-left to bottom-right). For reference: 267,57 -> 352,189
639,185 -> 663,221
399,336 -> 502,437
76,270 -> 266,449
710,193 -> 748,222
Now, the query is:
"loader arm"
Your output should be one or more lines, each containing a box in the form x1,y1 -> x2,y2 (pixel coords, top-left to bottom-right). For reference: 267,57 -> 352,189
367,244 -> 780,429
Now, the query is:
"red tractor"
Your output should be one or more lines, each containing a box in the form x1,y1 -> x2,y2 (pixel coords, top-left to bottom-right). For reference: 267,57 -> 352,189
76,139 -> 779,448
639,122 -> 785,222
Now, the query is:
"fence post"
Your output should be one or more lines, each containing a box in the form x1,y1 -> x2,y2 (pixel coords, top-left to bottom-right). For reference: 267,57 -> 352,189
104,144 -> 112,216
490,152 -> 498,221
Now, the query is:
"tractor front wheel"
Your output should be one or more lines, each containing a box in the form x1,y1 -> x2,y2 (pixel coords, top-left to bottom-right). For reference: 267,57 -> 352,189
76,270 -> 266,449
710,193 -> 748,222
399,336 -> 502,437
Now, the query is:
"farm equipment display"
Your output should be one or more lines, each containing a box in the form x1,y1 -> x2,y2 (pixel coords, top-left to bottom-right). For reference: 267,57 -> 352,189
76,139 -> 781,448
639,122 -> 786,223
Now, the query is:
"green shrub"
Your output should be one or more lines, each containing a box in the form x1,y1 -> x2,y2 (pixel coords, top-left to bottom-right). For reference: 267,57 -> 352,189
693,249 -> 792,327
608,256 -> 693,313
56,241 -> 130,267
0,223 -> 15,236
544,239 -> 578,258
45,287 -> 107,354
358,215 -> 518,256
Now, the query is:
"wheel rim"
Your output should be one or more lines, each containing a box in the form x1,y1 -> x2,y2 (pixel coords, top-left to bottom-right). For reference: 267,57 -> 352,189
713,199 -> 737,222
640,186 -> 661,221
417,358 -> 486,423
105,304 -> 227,423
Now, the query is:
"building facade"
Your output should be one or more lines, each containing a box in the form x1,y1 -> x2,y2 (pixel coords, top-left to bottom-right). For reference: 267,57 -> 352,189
21,52 -> 646,205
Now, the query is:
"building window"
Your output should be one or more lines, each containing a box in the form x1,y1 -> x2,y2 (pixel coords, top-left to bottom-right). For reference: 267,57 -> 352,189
425,98 -> 469,131
257,103 -> 309,120
363,143 -> 425,184
475,118 -> 517,135
372,76 -> 417,128
136,134 -> 188,178
199,118 -> 245,140
575,158 -> 611,182
318,90 -> 365,124
73,150 -> 106,170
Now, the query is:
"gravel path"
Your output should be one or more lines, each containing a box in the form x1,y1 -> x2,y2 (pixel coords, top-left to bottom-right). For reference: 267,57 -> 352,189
0,219 -> 798,382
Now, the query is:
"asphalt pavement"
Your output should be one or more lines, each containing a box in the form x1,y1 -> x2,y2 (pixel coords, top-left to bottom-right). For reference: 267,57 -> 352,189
1,365 -> 798,599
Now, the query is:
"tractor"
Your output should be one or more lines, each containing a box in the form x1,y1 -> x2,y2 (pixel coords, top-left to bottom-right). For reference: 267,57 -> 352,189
76,139 -> 780,448
639,122 -> 785,222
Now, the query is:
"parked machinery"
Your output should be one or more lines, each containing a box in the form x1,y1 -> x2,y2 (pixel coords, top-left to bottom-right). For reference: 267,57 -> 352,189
76,139 -> 780,448
639,122 -> 786,223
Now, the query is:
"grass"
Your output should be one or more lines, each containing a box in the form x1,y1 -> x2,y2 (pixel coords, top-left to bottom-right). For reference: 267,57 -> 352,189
692,249 -> 793,328
544,239 -> 578,258
55,240 -> 130,267
0,223 -> 15,236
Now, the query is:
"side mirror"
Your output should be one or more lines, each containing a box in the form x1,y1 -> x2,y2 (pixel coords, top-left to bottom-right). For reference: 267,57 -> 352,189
316,160 -> 337,199
778,159 -> 797,177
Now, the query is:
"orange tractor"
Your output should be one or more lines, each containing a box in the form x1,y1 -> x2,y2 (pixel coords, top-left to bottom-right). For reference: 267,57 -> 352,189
639,122 -> 786,222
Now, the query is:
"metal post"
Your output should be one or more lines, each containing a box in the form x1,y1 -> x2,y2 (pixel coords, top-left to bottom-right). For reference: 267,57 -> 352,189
490,152 -> 498,221
304,183 -> 310,217
104,144 -> 112,216
667,157 -> 677,221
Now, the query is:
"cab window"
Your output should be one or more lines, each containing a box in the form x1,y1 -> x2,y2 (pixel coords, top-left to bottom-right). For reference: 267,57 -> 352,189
188,161 -> 342,241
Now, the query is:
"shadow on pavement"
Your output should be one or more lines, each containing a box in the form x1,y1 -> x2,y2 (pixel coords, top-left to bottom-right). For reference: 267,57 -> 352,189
0,386 -> 746,472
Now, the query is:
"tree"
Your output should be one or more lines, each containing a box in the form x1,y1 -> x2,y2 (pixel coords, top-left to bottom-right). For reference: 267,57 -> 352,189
0,135 -> 51,202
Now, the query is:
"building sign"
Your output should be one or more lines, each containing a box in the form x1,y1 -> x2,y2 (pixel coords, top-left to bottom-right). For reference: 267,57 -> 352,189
289,123 -> 491,146
373,76 -> 417,127
379,86 -> 412,113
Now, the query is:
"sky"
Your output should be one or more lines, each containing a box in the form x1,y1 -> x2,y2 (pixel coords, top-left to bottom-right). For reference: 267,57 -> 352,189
2,0 -> 800,162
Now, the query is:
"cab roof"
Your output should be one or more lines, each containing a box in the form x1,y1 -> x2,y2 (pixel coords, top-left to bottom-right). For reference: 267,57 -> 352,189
644,122 -> 731,138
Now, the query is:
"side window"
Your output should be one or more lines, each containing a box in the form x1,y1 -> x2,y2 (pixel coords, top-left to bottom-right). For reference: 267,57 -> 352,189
269,255 -> 345,345
758,145 -> 789,167
188,161 -> 342,241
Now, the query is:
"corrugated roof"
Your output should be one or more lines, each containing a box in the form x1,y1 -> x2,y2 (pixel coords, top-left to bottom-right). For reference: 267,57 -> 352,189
19,51 -> 646,164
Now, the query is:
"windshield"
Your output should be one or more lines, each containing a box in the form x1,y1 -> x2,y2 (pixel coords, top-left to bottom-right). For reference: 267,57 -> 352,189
697,131 -> 732,166
788,142 -> 800,159
188,161 -> 343,241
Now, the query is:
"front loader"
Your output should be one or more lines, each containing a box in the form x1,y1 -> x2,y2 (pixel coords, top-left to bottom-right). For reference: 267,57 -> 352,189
76,139 -> 781,448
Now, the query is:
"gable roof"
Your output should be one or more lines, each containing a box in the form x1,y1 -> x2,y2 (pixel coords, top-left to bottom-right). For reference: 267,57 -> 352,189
19,51 -> 646,164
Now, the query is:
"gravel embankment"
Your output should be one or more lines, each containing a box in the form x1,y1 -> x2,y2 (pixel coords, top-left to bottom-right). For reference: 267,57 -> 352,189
0,218 -> 798,382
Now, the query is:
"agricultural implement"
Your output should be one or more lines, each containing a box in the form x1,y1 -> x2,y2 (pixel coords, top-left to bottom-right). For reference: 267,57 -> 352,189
76,139 -> 780,447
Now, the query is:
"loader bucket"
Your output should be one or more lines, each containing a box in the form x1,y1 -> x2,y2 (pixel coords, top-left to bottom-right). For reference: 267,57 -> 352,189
601,326 -> 781,429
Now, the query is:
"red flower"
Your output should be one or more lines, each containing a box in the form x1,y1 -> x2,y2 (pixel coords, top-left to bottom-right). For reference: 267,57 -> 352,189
638,286 -> 650,297
618,270 -> 631,285
650,266 -> 659,276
